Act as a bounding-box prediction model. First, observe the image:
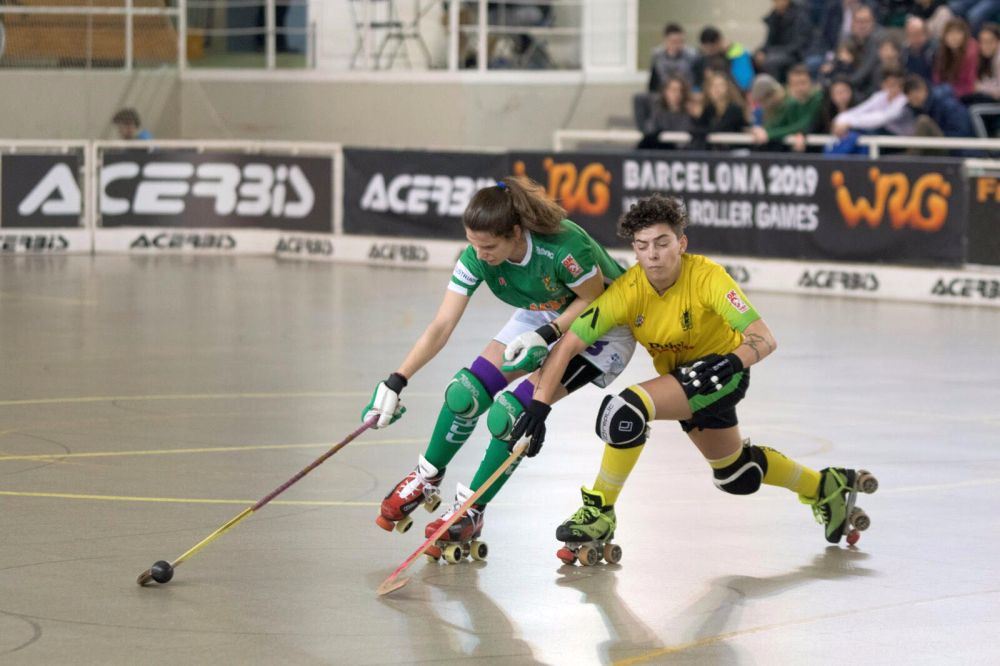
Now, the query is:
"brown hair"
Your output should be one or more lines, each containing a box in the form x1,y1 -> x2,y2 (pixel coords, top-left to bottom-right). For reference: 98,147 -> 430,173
463,175 -> 565,238
618,194 -> 687,240
705,69 -> 748,118
936,18 -> 971,84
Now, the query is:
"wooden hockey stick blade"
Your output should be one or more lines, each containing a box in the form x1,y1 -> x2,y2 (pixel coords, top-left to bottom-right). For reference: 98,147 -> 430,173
376,441 -> 528,596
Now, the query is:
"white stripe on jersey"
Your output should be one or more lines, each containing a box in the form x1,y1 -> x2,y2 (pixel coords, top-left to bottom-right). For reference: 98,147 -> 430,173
447,282 -> 470,296
566,265 -> 598,288
452,260 -> 479,287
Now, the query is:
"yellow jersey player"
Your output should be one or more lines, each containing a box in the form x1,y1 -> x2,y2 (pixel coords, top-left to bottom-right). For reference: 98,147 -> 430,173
512,194 -> 878,566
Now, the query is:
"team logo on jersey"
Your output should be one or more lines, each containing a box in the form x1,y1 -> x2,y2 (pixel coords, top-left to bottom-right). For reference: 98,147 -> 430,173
561,254 -> 583,278
681,309 -> 692,331
542,276 -> 559,293
726,289 -> 749,313
499,277 -> 507,286
634,314 -> 644,328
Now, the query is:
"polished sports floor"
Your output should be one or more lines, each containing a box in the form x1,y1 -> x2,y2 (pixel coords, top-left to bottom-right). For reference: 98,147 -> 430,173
1,255 -> 998,665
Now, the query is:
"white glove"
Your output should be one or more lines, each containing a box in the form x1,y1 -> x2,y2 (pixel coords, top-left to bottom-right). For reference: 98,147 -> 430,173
502,324 -> 559,373
363,373 -> 407,428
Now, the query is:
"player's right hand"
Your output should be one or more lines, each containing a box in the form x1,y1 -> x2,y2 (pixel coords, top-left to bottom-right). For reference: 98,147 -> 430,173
508,399 -> 551,457
501,323 -> 561,373
362,372 -> 408,428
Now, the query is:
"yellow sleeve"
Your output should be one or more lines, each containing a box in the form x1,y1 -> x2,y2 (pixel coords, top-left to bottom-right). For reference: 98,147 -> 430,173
699,263 -> 761,332
569,276 -> 631,345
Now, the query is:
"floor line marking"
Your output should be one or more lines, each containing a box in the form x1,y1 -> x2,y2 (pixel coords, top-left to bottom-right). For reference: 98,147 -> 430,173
0,438 -> 422,462
0,391 -> 438,407
0,490 -> 378,507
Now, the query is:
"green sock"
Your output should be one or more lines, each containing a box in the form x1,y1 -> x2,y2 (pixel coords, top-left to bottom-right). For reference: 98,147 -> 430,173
470,436 -> 522,505
422,402 -> 478,469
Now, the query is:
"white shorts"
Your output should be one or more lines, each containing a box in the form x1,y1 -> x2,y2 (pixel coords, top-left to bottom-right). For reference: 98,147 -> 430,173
494,309 -> 636,389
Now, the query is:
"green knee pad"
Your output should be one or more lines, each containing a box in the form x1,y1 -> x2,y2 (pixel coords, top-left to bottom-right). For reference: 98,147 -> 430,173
444,368 -> 494,418
486,390 -> 525,442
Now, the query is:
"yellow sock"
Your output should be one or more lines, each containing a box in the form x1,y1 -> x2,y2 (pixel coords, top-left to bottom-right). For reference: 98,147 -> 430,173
708,444 -> 820,498
592,443 -> 644,505
759,445 -> 820,498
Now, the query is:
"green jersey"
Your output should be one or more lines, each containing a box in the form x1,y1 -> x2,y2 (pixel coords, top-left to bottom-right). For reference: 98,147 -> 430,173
448,219 -> 625,313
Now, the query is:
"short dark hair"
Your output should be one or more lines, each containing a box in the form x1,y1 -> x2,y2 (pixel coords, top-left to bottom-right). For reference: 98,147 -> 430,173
699,26 -> 722,45
112,108 -> 141,127
881,65 -> 905,82
903,73 -> 927,94
787,64 -> 811,80
618,194 -> 688,240
664,22 -> 684,37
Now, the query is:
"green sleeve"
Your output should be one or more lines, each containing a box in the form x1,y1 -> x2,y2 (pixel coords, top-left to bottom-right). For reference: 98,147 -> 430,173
766,90 -> 822,140
555,241 -> 599,290
568,279 -> 629,345
448,246 -> 483,297
700,264 -> 760,331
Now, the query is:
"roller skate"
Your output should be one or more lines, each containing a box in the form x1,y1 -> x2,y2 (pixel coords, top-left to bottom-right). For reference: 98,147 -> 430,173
555,487 -> 622,566
802,467 -> 879,546
375,455 -> 444,534
423,483 -> 488,564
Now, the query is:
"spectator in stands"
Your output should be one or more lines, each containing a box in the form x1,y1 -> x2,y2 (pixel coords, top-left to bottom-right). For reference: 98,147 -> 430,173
934,17 -> 979,98
831,65 -> 911,137
822,37 -> 864,85
649,23 -> 699,93
971,23 -> 1000,99
112,108 -> 152,140
845,5 -> 886,97
903,16 -> 936,82
637,76 -> 693,150
814,75 -> 860,133
875,0 -> 912,27
809,0 -> 872,78
871,30 -> 906,89
754,0 -> 812,82
752,64 -> 823,151
910,0 -> 954,38
949,0 -> 1000,35
693,26 -> 755,92
695,69 -> 749,149
903,73 -> 973,152
750,73 -> 786,126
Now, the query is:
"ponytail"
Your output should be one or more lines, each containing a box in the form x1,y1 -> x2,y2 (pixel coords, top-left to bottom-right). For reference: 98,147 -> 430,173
463,175 -> 566,238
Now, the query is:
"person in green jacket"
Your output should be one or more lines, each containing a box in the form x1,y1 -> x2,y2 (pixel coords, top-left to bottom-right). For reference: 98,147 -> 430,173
750,64 -> 823,151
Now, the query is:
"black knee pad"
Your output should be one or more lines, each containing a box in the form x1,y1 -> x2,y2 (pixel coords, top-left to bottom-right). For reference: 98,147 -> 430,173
713,445 -> 768,495
594,387 -> 651,449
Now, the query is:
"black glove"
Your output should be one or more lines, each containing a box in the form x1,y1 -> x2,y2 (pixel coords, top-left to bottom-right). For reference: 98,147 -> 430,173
508,399 -> 551,458
682,353 -> 743,397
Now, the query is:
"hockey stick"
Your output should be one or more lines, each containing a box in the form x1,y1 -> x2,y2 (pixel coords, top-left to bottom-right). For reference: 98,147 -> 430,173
136,415 -> 378,586
376,440 -> 528,596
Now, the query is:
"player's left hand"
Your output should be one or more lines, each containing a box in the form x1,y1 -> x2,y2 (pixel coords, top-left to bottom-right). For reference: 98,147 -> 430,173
682,353 -> 743,397
508,399 -> 551,457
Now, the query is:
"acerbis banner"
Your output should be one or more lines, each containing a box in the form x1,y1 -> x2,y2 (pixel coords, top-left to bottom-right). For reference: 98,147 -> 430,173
510,151 -> 968,266
1,153 -> 83,229
99,149 -> 333,232
342,148 -> 506,239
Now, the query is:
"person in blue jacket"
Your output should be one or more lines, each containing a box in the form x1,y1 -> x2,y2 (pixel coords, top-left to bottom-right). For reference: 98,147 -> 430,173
903,75 -> 974,138
693,26 -> 755,92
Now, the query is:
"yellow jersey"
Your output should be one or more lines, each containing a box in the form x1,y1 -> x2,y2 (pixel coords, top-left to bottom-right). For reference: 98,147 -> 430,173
570,254 -> 760,376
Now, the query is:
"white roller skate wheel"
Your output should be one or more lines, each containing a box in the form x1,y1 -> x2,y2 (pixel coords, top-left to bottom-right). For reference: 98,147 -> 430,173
424,496 -> 442,512
395,516 -> 413,534
471,541 -> 488,561
857,471 -> 878,494
443,544 -> 463,564
603,543 -> 622,565
850,507 -> 870,531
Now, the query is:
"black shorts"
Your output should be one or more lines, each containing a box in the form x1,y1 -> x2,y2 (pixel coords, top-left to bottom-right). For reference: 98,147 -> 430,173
667,367 -> 750,433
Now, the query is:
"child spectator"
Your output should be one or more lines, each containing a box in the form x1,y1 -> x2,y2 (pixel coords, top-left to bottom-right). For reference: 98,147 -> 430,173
934,18 -> 979,97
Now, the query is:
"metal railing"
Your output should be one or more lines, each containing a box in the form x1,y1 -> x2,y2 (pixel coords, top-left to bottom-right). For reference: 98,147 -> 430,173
553,128 -> 1000,157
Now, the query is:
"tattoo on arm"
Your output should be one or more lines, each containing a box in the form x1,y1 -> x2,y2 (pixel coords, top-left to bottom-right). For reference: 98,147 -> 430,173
740,332 -> 774,364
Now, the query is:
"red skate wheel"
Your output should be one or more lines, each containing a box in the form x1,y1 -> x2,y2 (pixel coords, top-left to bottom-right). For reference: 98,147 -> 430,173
846,530 -> 860,546
375,515 -> 394,532
557,547 -> 576,565
426,544 -> 442,560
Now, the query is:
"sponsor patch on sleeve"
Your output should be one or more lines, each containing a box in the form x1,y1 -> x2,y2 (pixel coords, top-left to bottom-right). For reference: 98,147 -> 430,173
726,289 -> 749,313
561,254 -> 583,278
452,261 -> 478,286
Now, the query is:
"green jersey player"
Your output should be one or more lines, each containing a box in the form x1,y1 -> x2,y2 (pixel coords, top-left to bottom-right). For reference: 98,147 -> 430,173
363,176 -> 635,554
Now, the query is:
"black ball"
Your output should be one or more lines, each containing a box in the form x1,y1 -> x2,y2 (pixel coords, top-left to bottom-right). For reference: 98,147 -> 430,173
150,560 -> 174,584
